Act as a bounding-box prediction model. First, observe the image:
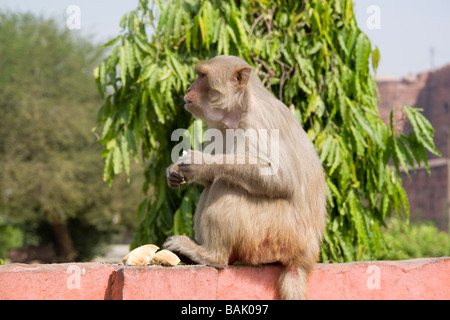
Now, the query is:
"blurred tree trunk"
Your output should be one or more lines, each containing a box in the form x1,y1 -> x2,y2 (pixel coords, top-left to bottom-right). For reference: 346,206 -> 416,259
51,222 -> 75,262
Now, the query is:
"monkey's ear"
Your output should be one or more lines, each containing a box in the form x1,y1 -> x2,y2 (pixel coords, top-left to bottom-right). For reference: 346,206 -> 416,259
232,67 -> 252,88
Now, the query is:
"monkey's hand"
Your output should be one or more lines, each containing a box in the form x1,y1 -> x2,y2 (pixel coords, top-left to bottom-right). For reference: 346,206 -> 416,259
176,150 -> 213,184
166,164 -> 186,188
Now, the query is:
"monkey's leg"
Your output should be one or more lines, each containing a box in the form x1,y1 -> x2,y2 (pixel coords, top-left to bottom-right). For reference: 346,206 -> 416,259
163,235 -> 229,268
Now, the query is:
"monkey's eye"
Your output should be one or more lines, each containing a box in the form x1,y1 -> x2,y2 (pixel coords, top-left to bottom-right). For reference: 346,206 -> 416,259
197,72 -> 206,78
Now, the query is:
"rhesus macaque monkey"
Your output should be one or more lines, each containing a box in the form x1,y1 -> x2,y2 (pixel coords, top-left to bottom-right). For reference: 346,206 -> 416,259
165,55 -> 326,300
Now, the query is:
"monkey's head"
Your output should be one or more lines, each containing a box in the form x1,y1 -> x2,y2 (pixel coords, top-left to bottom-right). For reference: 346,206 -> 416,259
184,55 -> 252,128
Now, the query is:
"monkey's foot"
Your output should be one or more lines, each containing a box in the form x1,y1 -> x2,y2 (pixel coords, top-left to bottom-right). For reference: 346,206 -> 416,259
163,235 -> 227,268
163,235 -> 202,263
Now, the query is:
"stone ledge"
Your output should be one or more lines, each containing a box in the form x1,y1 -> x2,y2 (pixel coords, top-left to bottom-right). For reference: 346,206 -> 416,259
0,262 -> 116,300
0,258 -> 448,300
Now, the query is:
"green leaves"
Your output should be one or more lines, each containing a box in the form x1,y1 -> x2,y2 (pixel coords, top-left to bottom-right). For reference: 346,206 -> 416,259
354,33 -> 371,76
95,0 -> 441,259
385,106 -> 442,179
404,106 -> 441,157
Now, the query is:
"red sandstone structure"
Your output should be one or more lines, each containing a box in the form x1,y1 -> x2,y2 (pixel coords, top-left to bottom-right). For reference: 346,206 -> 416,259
376,65 -> 450,230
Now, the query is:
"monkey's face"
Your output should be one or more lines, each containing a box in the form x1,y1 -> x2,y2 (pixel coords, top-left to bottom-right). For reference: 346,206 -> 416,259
183,56 -> 252,126
184,71 -> 226,124
184,72 -> 208,115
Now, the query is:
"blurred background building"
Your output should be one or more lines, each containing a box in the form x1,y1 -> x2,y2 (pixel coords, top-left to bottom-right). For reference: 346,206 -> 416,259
377,65 -> 450,230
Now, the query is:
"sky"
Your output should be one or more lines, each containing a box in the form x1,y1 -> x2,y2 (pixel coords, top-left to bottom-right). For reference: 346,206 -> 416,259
1,0 -> 450,78
353,0 -> 450,77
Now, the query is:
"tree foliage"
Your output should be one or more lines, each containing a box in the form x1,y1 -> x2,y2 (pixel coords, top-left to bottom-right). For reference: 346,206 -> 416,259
94,0 -> 440,262
0,12 -> 141,261
381,218 -> 450,260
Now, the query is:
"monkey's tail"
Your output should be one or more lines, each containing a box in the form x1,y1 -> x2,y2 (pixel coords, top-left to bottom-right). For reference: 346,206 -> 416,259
278,261 -> 313,300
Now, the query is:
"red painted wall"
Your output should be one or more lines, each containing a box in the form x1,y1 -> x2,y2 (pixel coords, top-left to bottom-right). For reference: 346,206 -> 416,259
0,258 -> 448,300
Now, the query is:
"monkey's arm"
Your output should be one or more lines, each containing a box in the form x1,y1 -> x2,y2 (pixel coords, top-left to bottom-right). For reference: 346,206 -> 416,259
177,151 -> 293,198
